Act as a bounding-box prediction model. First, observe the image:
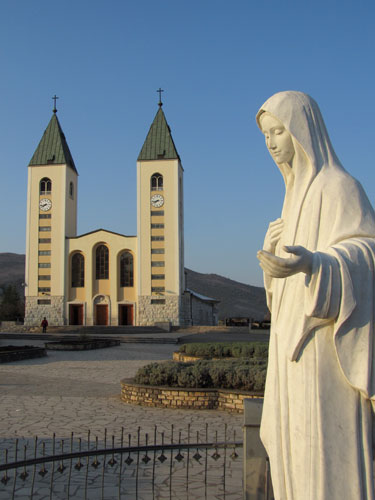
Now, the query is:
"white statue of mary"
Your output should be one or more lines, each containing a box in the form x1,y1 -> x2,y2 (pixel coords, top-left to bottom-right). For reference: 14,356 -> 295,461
256,91 -> 375,500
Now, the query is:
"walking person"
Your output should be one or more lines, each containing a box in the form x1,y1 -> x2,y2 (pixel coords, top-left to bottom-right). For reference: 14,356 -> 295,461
41,317 -> 48,333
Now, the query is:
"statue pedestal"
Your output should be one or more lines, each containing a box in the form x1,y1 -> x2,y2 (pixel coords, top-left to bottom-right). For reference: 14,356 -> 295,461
243,398 -> 273,499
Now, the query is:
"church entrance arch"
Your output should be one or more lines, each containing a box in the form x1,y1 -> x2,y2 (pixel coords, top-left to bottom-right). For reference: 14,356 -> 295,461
93,295 -> 110,326
119,304 -> 134,325
69,304 -> 84,325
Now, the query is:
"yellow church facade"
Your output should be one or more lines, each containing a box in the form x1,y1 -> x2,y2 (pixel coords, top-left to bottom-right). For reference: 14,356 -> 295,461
24,101 -> 218,327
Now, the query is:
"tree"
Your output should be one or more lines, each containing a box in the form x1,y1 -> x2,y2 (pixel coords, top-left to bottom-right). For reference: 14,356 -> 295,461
0,285 -> 24,321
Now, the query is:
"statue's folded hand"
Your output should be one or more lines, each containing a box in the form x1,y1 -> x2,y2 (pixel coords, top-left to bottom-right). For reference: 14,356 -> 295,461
263,218 -> 284,253
257,245 -> 313,278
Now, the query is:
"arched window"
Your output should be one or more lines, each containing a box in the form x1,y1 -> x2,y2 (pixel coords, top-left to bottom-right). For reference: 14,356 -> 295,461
71,253 -> 84,287
96,245 -> 109,279
151,173 -> 163,191
69,182 -> 74,198
40,177 -> 52,194
120,252 -> 133,287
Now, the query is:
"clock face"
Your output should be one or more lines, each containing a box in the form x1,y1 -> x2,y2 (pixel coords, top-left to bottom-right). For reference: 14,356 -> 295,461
151,194 -> 164,208
39,198 -> 52,211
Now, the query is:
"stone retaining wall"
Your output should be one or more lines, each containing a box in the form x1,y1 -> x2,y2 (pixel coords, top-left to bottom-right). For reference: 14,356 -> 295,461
45,339 -> 120,351
0,321 -> 24,327
172,352 -> 233,362
173,352 -> 203,362
121,379 -> 263,413
218,391 -> 255,412
0,347 -> 47,363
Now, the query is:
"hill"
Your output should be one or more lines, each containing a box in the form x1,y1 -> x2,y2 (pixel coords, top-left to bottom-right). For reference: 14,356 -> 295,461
0,253 -> 26,296
0,253 -> 267,320
185,268 -> 267,320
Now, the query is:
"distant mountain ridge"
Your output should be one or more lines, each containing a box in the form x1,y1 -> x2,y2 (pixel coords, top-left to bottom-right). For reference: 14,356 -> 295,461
185,268 -> 267,320
0,253 -> 25,295
0,253 -> 267,320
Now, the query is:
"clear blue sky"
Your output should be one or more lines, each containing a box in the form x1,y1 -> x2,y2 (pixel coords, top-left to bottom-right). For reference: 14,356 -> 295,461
0,0 -> 374,286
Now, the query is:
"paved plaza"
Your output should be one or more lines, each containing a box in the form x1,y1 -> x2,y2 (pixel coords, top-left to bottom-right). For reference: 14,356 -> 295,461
0,334 -> 243,437
0,332 -> 246,499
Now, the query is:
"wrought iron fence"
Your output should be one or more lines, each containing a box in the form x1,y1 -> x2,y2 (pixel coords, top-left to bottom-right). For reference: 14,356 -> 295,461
0,424 -> 242,499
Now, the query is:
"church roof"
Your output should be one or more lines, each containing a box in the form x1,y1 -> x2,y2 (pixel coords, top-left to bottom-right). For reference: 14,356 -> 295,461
186,288 -> 220,304
29,113 -> 77,173
68,228 -> 136,239
138,106 -> 180,161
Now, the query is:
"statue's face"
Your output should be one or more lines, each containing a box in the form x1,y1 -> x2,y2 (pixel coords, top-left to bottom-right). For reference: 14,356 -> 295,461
259,113 -> 295,166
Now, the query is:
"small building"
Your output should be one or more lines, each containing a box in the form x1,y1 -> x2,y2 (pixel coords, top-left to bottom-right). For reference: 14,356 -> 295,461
183,289 -> 219,326
24,98 -> 218,327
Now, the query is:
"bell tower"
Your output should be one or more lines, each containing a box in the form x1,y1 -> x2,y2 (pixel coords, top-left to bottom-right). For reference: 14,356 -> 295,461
24,100 -> 78,326
136,96 -> 185,325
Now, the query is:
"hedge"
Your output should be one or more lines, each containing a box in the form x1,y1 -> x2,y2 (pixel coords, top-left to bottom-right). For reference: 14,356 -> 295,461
178,342 -> 268,360
134,359 -> 266,392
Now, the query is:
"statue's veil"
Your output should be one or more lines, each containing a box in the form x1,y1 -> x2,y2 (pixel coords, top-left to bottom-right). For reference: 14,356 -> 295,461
256,91 -> 344,248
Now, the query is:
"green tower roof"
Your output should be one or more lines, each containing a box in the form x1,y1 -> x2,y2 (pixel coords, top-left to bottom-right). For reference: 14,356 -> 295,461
138,106 -> 180,161
29,113 -> 77,173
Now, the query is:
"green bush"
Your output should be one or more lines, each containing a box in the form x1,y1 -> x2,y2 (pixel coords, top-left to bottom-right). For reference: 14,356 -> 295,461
134,359 -> 266,392
178,342 -> 268,360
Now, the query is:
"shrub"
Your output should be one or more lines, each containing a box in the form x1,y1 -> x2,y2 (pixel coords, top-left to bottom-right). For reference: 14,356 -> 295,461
178,342 -> 268,360
209,361 -> 228,388
134,361 -> 185,386
253,343 -> 268,359
134,359 -> 267,391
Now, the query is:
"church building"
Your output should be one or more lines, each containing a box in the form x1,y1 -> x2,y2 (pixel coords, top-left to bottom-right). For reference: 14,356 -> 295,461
24,97 -> 218,327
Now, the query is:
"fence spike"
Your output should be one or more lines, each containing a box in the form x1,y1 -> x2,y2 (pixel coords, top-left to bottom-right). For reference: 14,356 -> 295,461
108,435 -> 117,466
38,442 -> 48,477
158,432 -> 167,463
91,436 -> 100,468
75,438 -> 83,470
125,434 -> 133,465
1,448 -> 10,485
175,430 -> 184,462
142,434 -> 151,464
20,445 -> 29,480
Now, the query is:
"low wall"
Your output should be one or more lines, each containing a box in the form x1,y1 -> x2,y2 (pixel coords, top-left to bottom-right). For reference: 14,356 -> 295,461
0,321 -> 23,327
173,352 -> 203,362
121,379 -> 263,413
45,339 -> 120,351
0,346 -> 47,363
172,352 -> 233,362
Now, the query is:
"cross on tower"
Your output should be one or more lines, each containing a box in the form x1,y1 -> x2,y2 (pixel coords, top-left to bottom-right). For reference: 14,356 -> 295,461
157,88 -> 164,107
52,95 -> 59,113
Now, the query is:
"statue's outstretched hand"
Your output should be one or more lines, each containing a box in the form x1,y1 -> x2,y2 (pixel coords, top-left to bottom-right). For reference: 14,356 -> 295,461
263,218 -> 284,254
257,245 -> 313,278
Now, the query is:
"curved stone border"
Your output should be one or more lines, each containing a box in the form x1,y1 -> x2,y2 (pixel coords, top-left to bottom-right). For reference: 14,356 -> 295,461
121,378 -> 263,413
173,352 -> 233,362
0,346 -> 47,363
45,339 -> 120,351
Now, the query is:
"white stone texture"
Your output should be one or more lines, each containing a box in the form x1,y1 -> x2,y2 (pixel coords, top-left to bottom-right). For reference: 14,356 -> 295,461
24,296 -> 65,326
137,295 -> 181,325
256,91 -> 375,500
